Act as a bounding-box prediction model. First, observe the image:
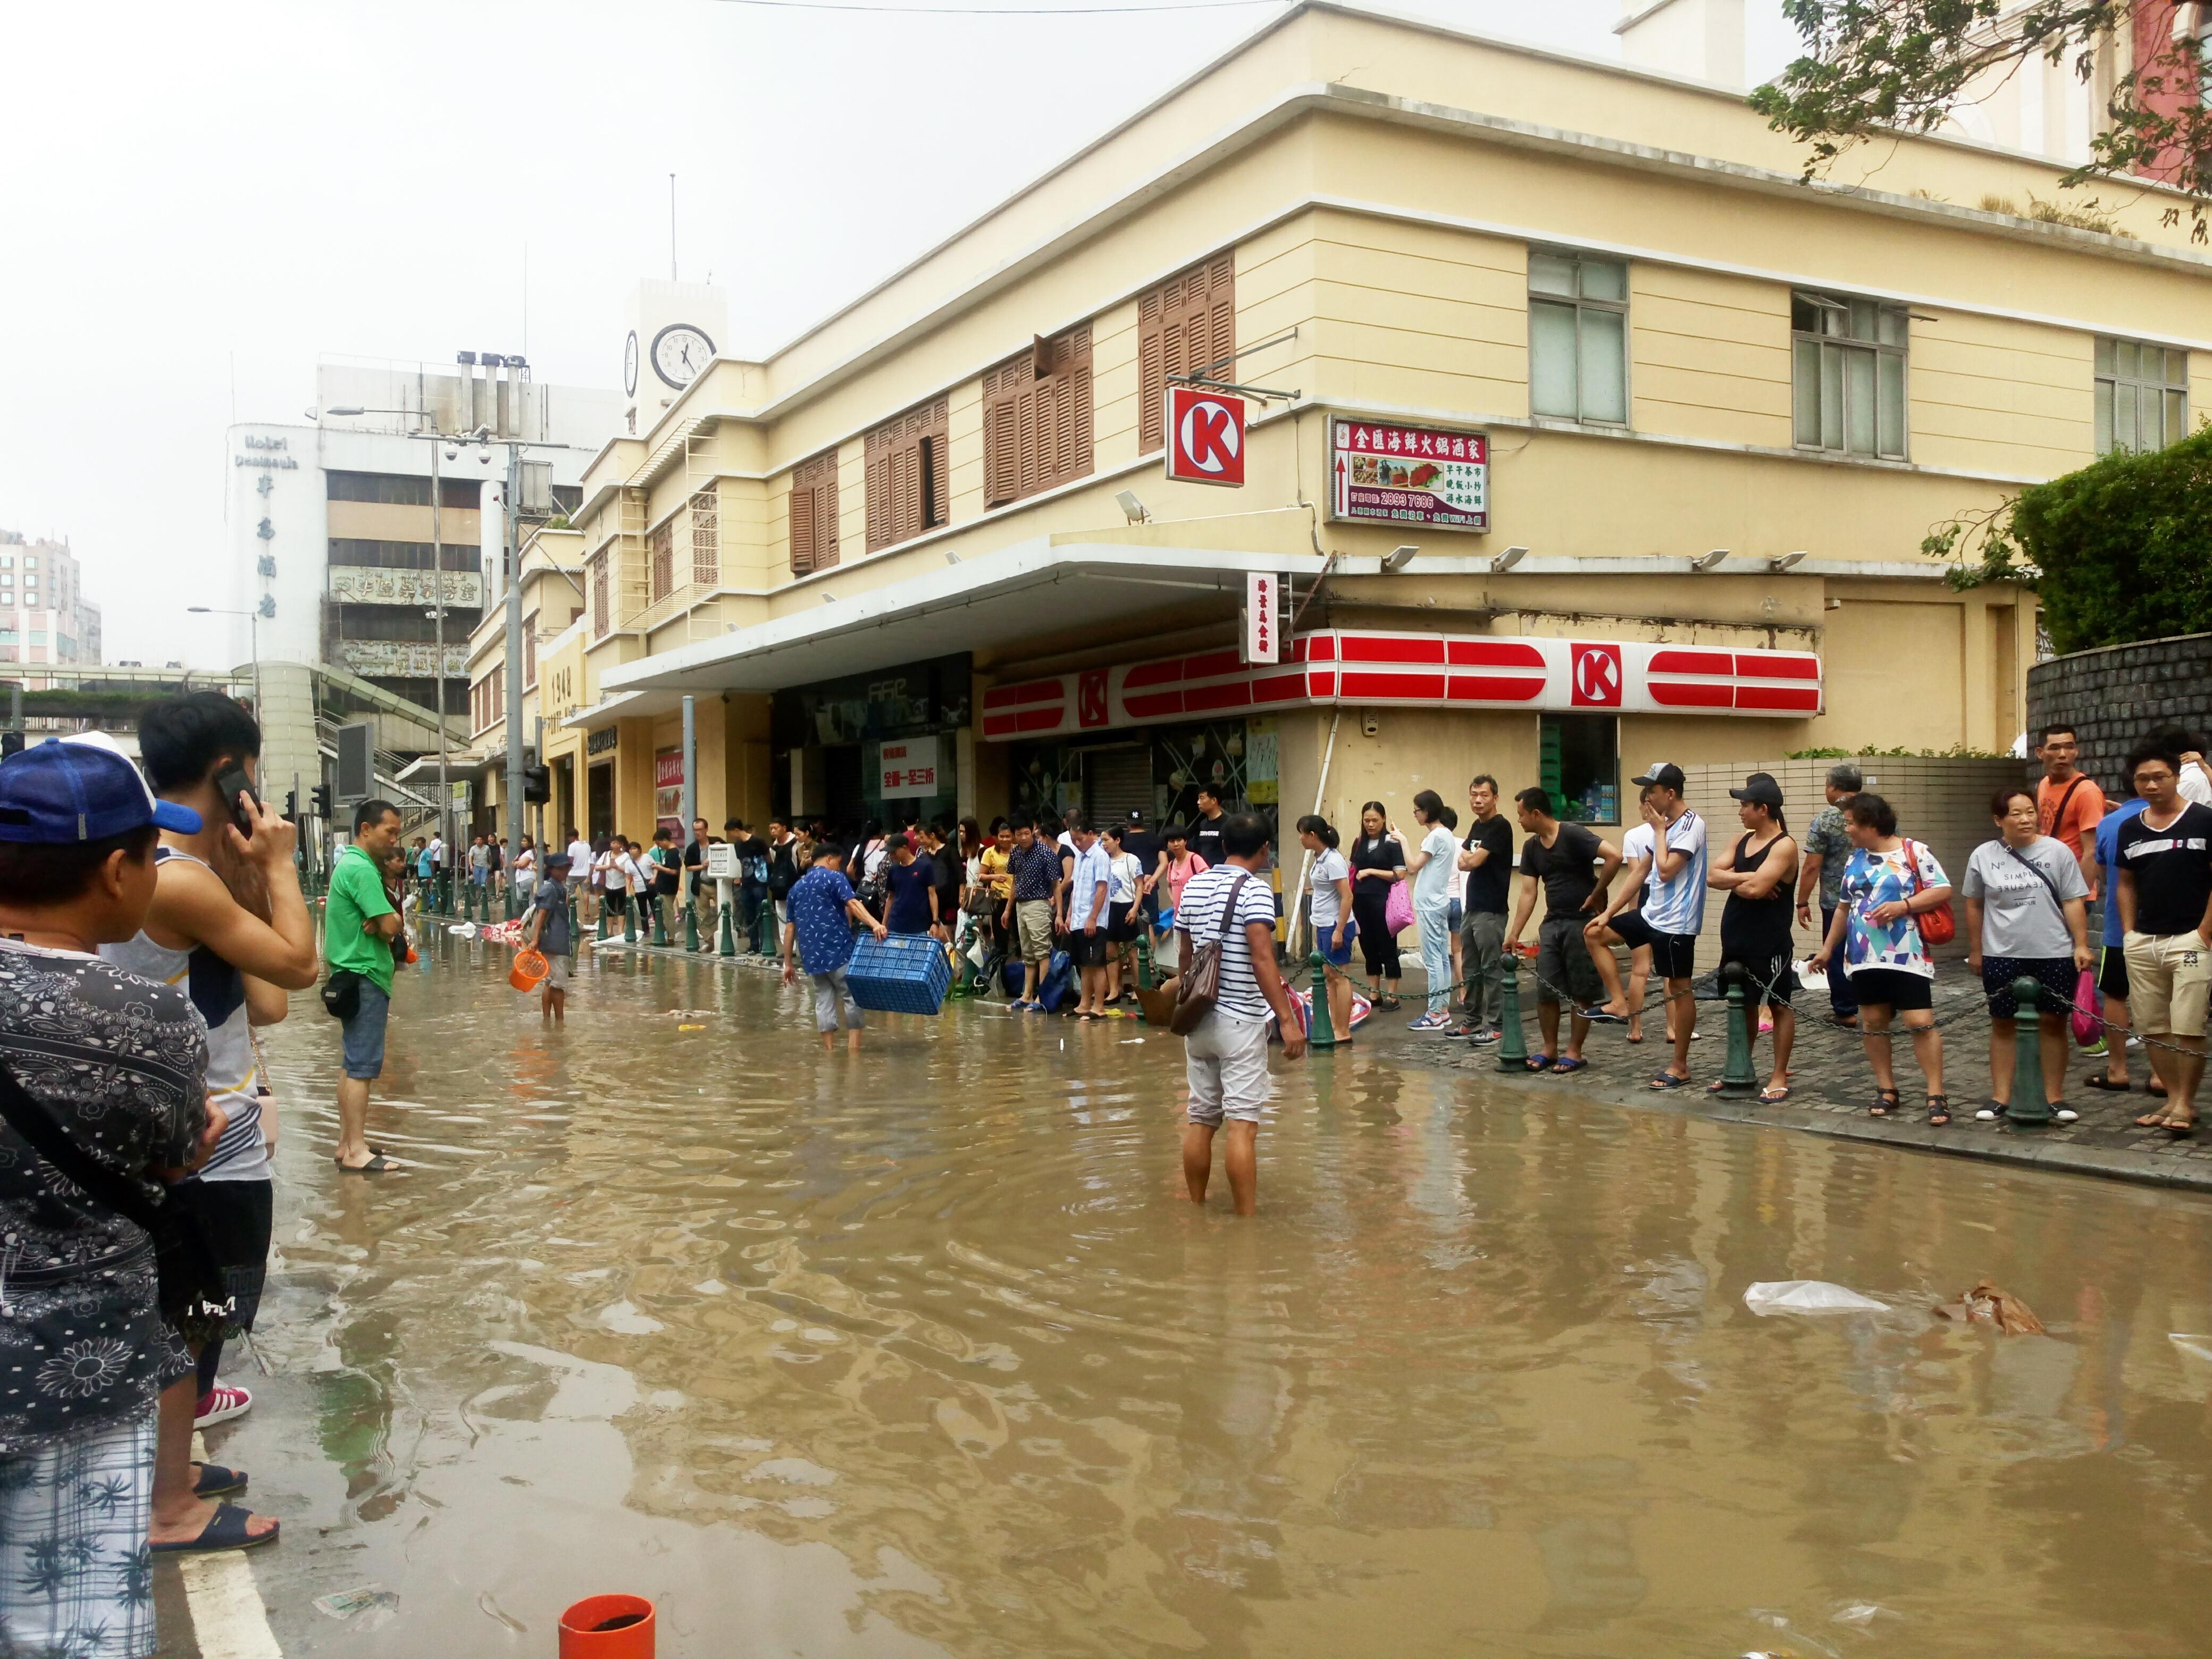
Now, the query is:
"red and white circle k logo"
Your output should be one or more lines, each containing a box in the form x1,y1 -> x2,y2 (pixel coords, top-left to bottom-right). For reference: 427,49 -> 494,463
1570,642 -> 1623,707
1164,386 -> 1246,488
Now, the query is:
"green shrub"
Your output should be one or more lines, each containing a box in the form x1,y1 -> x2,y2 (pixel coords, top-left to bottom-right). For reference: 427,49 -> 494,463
1930,424 -> 2212,652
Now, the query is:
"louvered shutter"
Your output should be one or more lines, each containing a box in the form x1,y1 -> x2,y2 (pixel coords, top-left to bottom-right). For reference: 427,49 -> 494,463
865,447 -> 893,553
1138,256 -> 1234,454
789,477 -> 816,575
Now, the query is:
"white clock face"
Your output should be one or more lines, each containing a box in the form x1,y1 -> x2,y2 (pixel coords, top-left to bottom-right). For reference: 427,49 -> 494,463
623,330 -> 639,398
651,323 -> 715,389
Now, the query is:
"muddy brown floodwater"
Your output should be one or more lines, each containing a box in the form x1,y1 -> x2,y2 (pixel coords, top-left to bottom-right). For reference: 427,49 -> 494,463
216,932 -> 2212,1658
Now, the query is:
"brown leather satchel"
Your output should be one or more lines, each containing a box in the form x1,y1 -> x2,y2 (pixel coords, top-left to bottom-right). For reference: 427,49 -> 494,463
1170,870 -> 1252,1035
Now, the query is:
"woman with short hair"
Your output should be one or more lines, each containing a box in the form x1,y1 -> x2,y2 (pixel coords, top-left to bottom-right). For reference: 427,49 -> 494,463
1811,792 -> 1956,1124
1963,785 -> 2092,1122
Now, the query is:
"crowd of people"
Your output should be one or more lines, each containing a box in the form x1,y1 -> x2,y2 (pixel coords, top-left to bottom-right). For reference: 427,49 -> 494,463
8,680 -> 2212,1655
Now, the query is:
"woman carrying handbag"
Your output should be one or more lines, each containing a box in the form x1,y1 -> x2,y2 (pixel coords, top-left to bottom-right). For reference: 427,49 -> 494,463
1962,785 -> 2094,1121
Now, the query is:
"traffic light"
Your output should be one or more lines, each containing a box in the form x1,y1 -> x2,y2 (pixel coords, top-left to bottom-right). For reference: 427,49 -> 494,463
522,764 -> 551,805
311,783 -> 332,819
0,731 -> 21,759
283,790 -> 298,820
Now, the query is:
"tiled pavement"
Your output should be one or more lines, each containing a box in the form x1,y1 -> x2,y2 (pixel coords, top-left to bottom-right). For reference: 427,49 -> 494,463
1358,969 -> 2212,1194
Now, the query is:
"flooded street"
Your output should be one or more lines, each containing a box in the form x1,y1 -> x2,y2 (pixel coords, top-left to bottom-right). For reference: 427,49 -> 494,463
223,933 -> 2212,1658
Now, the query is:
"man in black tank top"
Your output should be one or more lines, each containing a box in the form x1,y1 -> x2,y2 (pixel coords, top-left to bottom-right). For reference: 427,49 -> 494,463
124,694 -> 320,1554
1710,772 -> 1801,1105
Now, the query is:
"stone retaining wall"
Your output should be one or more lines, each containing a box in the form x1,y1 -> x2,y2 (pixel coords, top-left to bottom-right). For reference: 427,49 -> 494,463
2026,632 -> 2212,796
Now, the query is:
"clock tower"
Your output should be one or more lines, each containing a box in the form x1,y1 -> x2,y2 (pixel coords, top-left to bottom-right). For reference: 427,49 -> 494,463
623,279 -> 728,436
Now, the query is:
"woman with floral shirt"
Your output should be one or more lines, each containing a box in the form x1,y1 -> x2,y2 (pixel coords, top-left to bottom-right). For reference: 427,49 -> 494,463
1811,792 -> 1955,1125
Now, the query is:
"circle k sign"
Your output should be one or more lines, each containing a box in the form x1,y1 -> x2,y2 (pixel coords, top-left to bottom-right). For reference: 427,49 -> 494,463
1163,385 -> 1246,488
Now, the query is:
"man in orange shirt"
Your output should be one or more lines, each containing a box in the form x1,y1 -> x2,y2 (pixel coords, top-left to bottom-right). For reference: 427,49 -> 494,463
2036,726 -> 2107,875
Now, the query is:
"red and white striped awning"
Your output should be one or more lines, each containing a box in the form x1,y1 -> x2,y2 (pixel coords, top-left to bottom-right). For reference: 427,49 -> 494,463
980,630 -> 1820,741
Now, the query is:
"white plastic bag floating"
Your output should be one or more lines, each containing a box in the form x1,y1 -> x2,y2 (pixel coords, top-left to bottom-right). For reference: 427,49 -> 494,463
2170,1333 -> 2212,1365
1743,1280 -> 1887,1316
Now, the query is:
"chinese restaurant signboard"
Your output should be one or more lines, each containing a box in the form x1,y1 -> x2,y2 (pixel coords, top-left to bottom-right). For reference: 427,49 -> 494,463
1330,420 -> 1488,532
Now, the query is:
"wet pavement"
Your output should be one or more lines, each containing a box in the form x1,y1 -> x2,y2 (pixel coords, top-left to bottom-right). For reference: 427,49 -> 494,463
167,931 -> 2212,1657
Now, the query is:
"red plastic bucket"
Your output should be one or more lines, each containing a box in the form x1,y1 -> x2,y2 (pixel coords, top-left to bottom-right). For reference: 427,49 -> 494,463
558,1595 -> 654,1657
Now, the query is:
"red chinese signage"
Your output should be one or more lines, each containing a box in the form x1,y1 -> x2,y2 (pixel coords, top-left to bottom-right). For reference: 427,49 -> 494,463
1330,420 -> 1488,532
1164,386 -> 1246,487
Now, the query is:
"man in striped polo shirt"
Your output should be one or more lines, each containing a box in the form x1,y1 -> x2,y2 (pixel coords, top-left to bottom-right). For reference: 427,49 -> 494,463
1174,812 -> 1306,1216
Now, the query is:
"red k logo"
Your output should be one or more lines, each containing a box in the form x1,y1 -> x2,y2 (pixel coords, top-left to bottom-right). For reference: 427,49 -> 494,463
1077,668 -> 1110,728
1570,642 -> 1622,707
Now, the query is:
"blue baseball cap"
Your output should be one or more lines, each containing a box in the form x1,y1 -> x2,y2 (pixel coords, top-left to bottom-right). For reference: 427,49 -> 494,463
0,732 -> 202,843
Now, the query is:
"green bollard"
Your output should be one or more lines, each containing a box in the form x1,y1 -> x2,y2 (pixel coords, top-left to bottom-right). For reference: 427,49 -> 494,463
1719,962 -> 1758,1091
567,892 -> 580,949
684,900 -> 700,953
1306,949 -> 1337,1049
623,895 -> 638,944
1496,952 -> 1530,1070
1136,930 -> 1153,990
2008,977 -> 2052,1125
597,896 -> 611,942
717,894 -> 736,958
651,896 -> 669,948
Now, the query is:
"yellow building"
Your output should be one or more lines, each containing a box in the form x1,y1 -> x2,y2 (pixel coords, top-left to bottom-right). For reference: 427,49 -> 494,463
552,0 -> 2209,846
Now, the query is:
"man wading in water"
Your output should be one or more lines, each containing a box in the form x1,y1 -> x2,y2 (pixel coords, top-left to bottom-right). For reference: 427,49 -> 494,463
1174,812 -> 1305,1216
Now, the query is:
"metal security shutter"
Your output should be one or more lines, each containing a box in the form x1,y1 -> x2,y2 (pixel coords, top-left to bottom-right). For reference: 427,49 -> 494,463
1138,255 -> 1235,453
1085,744 -> 1152,827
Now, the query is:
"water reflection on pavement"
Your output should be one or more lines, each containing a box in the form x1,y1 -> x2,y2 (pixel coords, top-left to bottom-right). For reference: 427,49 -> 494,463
225,934 -> 2212,1657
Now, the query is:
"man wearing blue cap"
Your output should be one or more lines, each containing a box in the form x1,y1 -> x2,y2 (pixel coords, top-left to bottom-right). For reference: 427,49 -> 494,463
0,734 -> 242,1654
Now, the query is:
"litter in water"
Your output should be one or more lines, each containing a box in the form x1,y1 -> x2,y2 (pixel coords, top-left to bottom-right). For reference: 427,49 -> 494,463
677,1023 -> 706,1031
1743,1280 -> 1887,1316
2167,1333 -> 2212,1364
315,1585 -> 399,1628
1121,1038 -> 1144,1045
1934,1280 -> 2045,1335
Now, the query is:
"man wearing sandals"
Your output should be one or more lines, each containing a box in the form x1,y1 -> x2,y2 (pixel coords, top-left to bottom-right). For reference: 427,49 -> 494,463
0,736 -> 249,1657
107,696 -> 315,1558
2114,741 -> 2212,1138
329,801 -> 406,1174
1505,787 -> 1618,1075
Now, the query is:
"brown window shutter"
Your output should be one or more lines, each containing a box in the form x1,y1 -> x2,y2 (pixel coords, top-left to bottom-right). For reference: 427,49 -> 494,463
865,448 -> 892,554
1137,255 -> 1233,454
789,476 -> 816,575
690,487 -> 718,585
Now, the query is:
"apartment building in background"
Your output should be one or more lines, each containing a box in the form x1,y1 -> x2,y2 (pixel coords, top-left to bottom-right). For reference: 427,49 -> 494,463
0,531 -> 102,673
477,0 -> 2210,856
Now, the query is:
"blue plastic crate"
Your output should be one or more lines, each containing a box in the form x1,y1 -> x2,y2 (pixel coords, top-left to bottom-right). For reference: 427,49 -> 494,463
846,931 -> 953,1015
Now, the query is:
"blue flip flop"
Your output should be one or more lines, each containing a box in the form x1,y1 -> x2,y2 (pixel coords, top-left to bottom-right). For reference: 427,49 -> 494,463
1648,1071 -> 1691,1091
194,1463 -> 247,1499
151,1503 -> 278,1554
1524,1053 -> 1553,1072
1550,1057 -> 1589,1074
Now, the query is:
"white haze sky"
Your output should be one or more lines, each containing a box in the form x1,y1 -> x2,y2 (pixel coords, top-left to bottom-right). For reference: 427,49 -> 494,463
0,0 -> 1799,666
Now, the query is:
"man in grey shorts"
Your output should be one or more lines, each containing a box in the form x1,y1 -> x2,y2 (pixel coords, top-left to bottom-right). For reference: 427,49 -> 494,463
779,842 -> 887,1053
1505,787 -> 1620,1074
1174,812 -> 1307,1217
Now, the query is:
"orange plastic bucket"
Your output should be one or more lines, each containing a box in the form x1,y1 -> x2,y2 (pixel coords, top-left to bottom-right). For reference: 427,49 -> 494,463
558,1595 -> 654,1657
509,948 -> 549,992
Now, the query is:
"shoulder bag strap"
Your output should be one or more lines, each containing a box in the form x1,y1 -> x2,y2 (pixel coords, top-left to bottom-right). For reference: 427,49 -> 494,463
1219,869 -> 1253,938
2046,777 -> 2084,838
0,1059 -> 165,1236
2003,841 -> 2069,914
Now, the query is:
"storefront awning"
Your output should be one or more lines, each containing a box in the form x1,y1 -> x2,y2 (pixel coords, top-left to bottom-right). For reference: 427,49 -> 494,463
557,687 -> 696,732
598,541 -> 1318,697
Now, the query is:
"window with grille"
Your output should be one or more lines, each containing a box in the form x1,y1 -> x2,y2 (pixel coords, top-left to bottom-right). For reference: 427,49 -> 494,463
1791,291 -> 1908,459
865,399 -> 950,551
789,450 -> 839,574
1139,257 -> 1234,453
983,325 -> 1093,507
1529,252 -> 1628,425
649,518 -> 674,602
2096,337 -> 2188,454
589,550 -> 608,638
690,486 -> 719,584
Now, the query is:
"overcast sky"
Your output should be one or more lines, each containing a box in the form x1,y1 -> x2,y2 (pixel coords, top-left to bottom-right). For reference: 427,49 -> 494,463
0,0 -> 1799,667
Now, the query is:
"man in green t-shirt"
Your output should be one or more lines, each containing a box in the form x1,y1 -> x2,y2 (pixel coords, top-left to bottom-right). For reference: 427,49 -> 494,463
329,800 -> 404,1173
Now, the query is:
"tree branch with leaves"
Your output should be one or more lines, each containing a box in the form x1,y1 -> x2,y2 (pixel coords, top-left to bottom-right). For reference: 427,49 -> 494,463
1750,1 -> 2212,239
